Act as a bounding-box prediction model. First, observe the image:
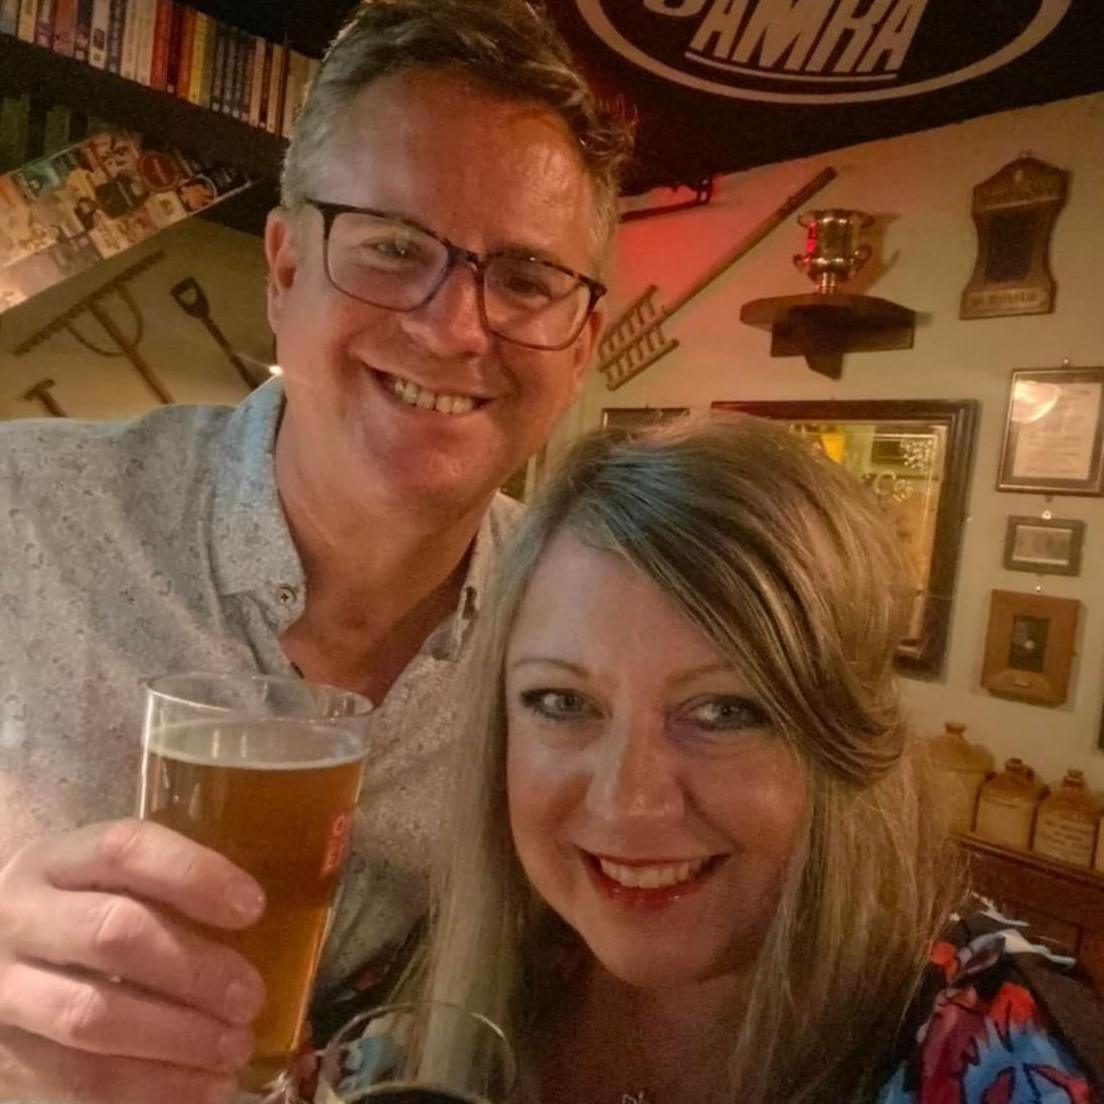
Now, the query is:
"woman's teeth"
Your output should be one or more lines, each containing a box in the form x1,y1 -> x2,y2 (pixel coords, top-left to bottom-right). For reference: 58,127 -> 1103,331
390,374 -> 476,415
597,856 -> 712,889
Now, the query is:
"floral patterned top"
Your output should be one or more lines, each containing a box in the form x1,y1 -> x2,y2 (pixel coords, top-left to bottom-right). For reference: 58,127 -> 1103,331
876,906 -> 1103,1103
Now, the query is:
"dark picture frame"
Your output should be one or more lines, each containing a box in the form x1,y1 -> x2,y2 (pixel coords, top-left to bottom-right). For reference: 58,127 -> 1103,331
601,406 -> 688,430
712,398 -> 979,677
981,589 -> 1080,706
1002,516 -> 1085,576
996,367 -> 1104,495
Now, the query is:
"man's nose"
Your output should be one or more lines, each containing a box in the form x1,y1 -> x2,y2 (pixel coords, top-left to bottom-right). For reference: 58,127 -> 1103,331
400,261 -> 493,357
584,717 -> 685,825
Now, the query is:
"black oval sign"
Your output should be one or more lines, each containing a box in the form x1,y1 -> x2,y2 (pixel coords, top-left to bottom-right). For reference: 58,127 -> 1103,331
576,0 -> 1070,103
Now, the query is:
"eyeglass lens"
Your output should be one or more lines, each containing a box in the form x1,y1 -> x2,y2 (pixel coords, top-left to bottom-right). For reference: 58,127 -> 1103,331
325,212 -> 591,348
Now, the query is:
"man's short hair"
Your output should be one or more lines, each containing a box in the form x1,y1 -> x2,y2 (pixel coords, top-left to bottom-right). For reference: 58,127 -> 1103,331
281,0 -> 632,256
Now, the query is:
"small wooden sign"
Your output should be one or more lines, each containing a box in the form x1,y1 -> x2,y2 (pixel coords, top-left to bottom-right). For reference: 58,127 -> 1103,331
960,156 -> 1068,320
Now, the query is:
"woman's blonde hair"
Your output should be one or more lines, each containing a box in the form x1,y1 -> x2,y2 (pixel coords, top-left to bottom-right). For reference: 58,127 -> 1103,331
419,412 -> 961,1103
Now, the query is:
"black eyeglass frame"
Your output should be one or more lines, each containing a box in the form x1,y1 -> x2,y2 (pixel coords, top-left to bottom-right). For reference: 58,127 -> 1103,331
303,199 -> 607,352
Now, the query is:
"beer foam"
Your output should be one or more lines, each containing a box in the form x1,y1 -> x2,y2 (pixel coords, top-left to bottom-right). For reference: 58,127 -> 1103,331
146,720 -> 366,771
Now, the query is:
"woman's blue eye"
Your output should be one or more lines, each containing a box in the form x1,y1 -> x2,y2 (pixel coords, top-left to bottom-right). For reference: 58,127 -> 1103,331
687,696 -> 769,731
518,688 -> 593,720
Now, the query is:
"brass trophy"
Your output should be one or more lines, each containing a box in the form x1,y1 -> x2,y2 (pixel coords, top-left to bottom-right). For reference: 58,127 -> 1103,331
792,209 -> 873,294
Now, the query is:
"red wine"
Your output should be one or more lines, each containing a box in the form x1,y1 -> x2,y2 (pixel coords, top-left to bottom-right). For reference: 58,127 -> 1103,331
353,1089 -> 484,1104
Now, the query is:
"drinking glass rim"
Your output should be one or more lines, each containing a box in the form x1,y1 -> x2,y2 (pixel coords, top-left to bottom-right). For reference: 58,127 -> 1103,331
144,672 -> 375,719
322,999 -> 518,1098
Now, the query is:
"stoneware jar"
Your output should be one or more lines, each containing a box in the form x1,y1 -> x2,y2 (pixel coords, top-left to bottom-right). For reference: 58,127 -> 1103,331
926,722 -> 993,835
1033,770 -> 1101,868
974,758 -> 1044,851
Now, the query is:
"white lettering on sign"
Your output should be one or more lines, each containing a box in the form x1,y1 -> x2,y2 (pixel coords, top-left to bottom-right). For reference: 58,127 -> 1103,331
576,0 -> 1070,103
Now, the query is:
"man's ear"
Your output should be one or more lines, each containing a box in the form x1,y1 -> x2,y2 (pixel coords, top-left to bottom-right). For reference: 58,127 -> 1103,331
264,206 -> 300,332
569,300 -> 605,399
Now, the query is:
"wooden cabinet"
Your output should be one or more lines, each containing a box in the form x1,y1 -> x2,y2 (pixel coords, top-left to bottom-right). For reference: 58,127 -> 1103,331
957,834 -> 1104,994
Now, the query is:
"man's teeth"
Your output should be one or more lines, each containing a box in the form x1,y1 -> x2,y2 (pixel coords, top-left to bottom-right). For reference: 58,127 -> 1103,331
598,856 -> 711,889
390,375 -> 476,415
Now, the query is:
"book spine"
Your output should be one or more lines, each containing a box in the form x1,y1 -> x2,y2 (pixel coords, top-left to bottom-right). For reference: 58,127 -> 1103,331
88,0 -> 108,65
257,38 -> 273,131
33,0 -> 54,48
149,0 -> 170,89
17,0 -> 38,42
266,40 -> 285,135
247,33 -> 265,127
176,3 -> 194,99
164,0 -> 182,93
137,0 -> 155,84
120,0 -> 138,79
72,0 -> 93,59
209,18 -> 225,112
1,0 -> 21,36
104,0 -> 123,71
198,12 -> 214,107
233,29 -> 248,120
51,0 -> 75,54
188,10 -> 206,104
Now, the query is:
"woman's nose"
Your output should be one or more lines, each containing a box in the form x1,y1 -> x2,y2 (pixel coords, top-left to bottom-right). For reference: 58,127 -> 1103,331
584,718 -> 685,825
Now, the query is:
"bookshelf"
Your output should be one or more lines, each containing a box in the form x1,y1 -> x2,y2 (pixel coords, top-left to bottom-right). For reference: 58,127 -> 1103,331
0,34 -> 283,179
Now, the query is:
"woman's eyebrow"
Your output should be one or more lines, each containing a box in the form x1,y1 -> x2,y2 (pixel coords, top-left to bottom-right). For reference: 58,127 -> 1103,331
507,657 -> 588,676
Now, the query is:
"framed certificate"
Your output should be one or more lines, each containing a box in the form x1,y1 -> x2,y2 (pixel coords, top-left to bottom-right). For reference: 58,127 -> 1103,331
996,367 -> 1104,495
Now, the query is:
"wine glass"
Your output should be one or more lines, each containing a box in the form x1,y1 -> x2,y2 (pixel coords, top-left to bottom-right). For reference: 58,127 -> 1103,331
309,1000 -> 516,1104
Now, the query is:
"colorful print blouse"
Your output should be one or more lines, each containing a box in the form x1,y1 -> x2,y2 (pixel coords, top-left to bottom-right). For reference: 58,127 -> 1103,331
876,907 -> 1103,1103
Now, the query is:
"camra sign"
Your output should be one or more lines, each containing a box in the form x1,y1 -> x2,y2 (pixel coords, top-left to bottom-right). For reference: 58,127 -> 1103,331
575,0 -> 1071,104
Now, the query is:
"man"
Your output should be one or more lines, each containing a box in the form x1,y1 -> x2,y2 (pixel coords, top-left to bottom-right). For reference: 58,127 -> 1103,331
0,2 -> 628,1101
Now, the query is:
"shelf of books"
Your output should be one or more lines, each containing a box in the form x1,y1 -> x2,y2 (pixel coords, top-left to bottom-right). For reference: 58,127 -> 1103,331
0,0 -> 318,179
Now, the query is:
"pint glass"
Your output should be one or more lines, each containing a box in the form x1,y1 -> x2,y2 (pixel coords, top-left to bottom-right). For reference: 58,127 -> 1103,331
139,673 -> 374,1092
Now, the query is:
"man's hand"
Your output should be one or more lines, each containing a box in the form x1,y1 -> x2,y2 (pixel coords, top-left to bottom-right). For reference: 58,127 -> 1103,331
0,819 -> 267,1104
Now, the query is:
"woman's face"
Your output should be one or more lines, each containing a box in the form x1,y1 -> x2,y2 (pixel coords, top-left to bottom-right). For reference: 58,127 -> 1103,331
505,531 -> 807,990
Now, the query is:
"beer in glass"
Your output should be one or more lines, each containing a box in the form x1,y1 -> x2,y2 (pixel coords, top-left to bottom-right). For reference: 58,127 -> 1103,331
139,673 -> 373,1092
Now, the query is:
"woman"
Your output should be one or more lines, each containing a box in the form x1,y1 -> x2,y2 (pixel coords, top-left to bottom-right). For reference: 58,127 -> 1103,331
333,413 -> 1101,1103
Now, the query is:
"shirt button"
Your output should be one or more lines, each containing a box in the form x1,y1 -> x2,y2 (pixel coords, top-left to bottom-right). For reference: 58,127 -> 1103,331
277,585 -> 297,606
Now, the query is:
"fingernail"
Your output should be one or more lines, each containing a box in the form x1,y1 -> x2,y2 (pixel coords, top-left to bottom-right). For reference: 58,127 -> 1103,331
224,976 -> 266,1023
226,879 -> 265,921
217,1028 -> 254,1069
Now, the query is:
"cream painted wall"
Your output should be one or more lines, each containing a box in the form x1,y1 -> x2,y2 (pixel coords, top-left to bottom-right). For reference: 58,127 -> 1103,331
560,91 -> 1104,790
0,215 -> 271,420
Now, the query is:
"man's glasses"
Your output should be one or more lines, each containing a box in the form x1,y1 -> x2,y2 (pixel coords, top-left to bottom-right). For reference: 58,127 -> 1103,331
304,199 -> 606,352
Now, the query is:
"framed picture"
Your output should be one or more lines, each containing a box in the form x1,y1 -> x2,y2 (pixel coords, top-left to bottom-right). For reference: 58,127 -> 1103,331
1003,516 -> 1085,576
981,590 -> 1079,706
712,398 -> 979,677
996,366 -> 1104,495
601,407 -> 688,430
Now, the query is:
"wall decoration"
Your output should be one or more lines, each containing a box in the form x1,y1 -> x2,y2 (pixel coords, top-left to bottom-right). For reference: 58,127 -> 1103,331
981,589 -> 1079,706
595,166 -> 837,391
740,207 -> 915,379
960,155 -> 1068,320
12,249 -> 175,404
996,366 -> 1104,495
20,378 -> 67,417
1003,516 -> 1084,576
170,277 -> 265,390
0,129 -> 251,314
712,399 -> 979,677
601,407 -> 688,431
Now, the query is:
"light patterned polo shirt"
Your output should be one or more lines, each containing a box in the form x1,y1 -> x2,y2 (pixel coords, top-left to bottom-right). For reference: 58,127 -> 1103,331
0,380 -> 521,992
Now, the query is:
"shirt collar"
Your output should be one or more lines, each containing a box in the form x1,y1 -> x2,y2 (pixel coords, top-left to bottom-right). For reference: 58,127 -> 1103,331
210,379 -> 304,598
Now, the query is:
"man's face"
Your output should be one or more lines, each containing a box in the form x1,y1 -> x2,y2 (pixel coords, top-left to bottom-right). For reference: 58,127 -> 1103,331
265,71 -> 604,518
